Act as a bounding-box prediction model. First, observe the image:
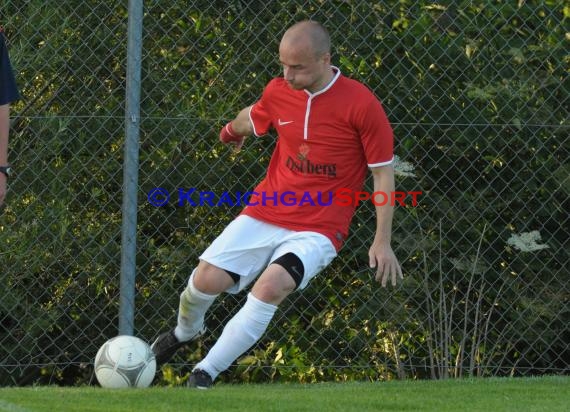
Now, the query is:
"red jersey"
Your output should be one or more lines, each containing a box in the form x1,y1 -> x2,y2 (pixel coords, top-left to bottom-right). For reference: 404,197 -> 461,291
241,68 -> 393,251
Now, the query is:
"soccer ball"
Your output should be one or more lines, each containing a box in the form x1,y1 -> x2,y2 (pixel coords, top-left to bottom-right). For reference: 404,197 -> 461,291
94,335 -> 156,388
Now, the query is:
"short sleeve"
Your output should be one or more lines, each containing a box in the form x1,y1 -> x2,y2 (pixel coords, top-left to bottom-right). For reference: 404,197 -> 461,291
358,97 -> 394,167
249,80 -> 278,136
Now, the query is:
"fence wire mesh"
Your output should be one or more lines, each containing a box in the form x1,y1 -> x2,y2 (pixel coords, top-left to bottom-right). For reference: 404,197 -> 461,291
0,1 -> 568,385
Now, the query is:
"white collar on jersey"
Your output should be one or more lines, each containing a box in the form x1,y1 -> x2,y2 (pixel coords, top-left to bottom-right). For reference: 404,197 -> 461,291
304,66 -> 341,97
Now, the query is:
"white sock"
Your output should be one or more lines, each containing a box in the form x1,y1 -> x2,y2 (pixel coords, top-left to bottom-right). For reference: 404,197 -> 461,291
174,270 -> 218,342
194,293 -> 277,380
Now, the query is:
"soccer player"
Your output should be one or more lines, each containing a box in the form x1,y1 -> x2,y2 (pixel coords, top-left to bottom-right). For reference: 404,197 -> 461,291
0,27 -> 19,206
151,20 -> 403,388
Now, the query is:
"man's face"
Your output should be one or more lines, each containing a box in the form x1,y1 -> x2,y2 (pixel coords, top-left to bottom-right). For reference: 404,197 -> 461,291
279,41 -> 330,93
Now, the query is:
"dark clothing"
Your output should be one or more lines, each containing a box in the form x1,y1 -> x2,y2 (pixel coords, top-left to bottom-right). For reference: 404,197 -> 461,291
0,31 -> 20,105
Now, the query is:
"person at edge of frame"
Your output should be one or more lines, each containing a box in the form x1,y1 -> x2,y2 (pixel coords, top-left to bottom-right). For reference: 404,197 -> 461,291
0,26 -> 20,207
151,20 -> 403,389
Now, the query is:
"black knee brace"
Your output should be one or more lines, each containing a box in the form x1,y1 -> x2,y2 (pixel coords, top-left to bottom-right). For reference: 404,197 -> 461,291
271,252 -> 305,288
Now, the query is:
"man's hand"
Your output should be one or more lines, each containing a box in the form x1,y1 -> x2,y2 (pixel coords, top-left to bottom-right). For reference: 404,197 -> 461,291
219,122 -> 245,151
368,241 -> 403,287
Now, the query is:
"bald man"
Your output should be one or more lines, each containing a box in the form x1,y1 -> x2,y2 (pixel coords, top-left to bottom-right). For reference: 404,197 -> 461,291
151,20 -> 402,388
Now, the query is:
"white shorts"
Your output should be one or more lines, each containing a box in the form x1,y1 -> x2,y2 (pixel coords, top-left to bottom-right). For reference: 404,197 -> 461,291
199,215 -> 337,294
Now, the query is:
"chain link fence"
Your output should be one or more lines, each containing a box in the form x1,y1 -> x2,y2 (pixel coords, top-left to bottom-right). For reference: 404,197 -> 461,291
1,1 -> 568,385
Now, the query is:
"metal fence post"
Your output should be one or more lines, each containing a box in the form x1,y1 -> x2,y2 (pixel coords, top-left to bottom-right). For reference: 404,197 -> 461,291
119,0 -> 143,336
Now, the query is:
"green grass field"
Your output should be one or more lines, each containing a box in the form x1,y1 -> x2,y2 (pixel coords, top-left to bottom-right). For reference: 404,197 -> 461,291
0,376 -> 568,412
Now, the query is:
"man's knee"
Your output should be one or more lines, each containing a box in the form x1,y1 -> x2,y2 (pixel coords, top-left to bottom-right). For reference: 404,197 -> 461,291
194,260 -> 238,294
252,253 -> 304,305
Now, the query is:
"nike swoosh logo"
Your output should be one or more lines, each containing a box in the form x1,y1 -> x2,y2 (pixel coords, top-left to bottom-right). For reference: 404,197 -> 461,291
278,119 -> 294,126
